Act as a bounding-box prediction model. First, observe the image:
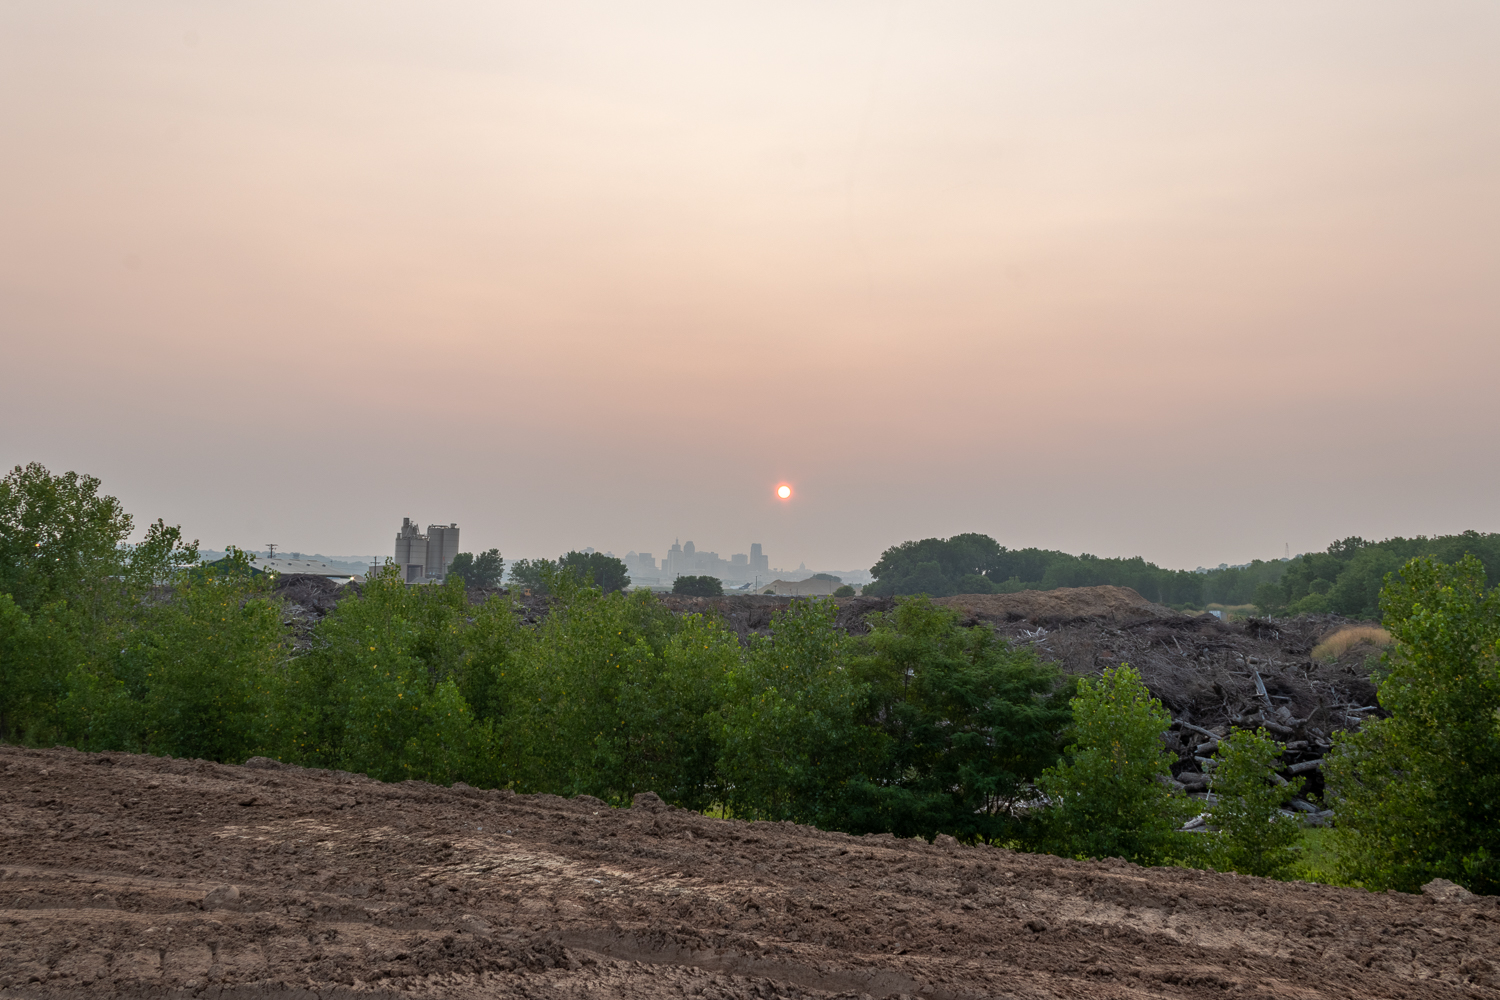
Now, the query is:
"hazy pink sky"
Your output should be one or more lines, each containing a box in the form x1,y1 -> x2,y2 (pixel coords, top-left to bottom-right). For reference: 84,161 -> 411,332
4,2 -> 1498,572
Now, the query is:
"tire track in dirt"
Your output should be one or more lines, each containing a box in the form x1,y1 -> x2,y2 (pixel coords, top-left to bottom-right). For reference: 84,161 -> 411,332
2,745 -> 1496,998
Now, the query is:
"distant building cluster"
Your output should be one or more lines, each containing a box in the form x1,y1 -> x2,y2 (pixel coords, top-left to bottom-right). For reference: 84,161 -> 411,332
394,518 -> 460,583
622,540 -> 772,589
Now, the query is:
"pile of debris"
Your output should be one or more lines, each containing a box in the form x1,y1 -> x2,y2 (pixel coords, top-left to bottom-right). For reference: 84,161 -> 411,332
938,586 -> 1390,817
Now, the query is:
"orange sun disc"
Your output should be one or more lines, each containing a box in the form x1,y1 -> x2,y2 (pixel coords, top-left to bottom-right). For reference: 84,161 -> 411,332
777,484 -> 792,500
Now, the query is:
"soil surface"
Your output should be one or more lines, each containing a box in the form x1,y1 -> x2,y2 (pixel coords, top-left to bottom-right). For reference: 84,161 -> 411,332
4,745 -> 1497,999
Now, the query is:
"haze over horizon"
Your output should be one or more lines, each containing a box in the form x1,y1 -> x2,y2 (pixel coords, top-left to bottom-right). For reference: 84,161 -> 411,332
4,2 -> 1498,574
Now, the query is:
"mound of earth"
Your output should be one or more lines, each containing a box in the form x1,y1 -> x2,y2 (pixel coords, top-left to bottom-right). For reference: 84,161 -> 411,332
936,585 -> 1179,626
3,746 -> 1496,999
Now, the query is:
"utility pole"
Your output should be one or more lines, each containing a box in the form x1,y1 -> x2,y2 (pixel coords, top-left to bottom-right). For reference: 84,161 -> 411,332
267,543 -> 278,559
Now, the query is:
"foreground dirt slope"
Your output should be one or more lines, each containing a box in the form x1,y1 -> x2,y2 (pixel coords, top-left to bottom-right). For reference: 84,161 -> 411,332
2,746 -> 1496,999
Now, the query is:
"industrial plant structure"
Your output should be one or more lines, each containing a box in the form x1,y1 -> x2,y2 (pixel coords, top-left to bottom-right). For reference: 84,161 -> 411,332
393,518 -> 460,583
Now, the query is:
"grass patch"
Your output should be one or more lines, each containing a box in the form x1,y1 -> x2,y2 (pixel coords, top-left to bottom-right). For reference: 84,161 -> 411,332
1290,826 -> 1343,885
1311,626 -> 1392,663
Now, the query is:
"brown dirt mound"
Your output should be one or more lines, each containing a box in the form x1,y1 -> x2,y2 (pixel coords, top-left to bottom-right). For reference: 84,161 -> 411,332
3,745 -> 1496,998
937,585 -> 1180,626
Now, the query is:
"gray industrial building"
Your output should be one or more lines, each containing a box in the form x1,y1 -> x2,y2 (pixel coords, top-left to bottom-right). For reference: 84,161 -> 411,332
394,518 -> 460,583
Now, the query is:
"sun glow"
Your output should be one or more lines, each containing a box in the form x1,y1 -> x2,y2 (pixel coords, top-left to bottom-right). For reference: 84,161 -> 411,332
776,484 -> 792,500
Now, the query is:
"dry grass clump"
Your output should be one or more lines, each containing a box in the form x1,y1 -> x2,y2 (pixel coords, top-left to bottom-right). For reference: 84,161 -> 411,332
1312,626 -> 1392,663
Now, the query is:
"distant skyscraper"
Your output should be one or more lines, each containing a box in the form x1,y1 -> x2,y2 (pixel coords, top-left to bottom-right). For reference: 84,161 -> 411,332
750,543 -> 769,574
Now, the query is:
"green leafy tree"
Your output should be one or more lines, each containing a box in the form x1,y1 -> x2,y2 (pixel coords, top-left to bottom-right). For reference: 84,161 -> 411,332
673,575 -> 723,597
0,464 -> 198,744
1324,554 -> 1500,893
558,550 -> 630,593
503,578 -> 735,807
866,532 -> 1212,605
716,599 -> 876,824
279,567 -> 502,785
1030,664 -> 1193,864
0,463 -> 133,612
507,557 -> 556,593
447,548 -> 505,588
833,584 -> 856,598
1204,728 -> 1304,877
1252,582 -> 1287,617
841,598 -> 1070,841
54,549 -> 287,762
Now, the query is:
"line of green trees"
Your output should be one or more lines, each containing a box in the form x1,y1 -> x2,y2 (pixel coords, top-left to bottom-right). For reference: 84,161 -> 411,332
1252,532 -> 1500,619
865,530 -> 1500,620
864,532 -> 1288,605
3,464 -> 1496,893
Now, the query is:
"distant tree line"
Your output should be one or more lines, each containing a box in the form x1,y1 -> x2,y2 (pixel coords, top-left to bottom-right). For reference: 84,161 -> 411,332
864,532 -> 1287,606
1252,531 -> 1500,619
865,530 -> 1500,618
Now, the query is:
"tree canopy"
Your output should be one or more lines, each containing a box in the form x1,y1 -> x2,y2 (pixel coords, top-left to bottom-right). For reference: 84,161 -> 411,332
1255,532 -> 1500,619
867,529 -> 1500,614
509,551 -> 631,594
1325,554 -> 1500,893
447,548 -> 504,589
672,575 -> 723,597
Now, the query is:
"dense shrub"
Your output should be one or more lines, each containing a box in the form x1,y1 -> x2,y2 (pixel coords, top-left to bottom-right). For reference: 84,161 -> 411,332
1325,554 -> 1500,893
840,598 -> 1070,841
1029,664 -> 1192,864
277,567 -> 511,785
54,552 -> 286,761
1203,728 -> 1304,877
503,579 -> 736,807
716,598 -> 875,824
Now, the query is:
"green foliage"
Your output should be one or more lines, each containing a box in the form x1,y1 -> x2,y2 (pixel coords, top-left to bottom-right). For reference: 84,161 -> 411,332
866,532 -> 1278,606
1257,532 -> 1500,619
507,557 -> 555,593
0,463 -> 197,613
54,550 -> 286,761
278,567 -> 506,785
0,462 -> 133,612
871,529 -> 1500,616
1324,554 -> 1500,894
840,598 -> 1070,841
511,551 -> 631,594
447,548 -> 505,589
833,585 -> 856,598
557,551 -> 630,593
673,575 -> 723,597
716,599 -> 876,825
1204,728 -> 1304,877
505,578 -> 735,808
0,592 -> 75,743
0,464 -> 202,746
1030,664 -> 1193,864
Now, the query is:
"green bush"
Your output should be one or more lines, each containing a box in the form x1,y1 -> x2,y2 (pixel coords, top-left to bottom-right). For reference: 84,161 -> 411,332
503,578 -> 736,807
52,550 -> 286,761
1204,728 -> 1304,877
1324,554 -> 1500,894
1030,664 -> 1192,864
839,598 -> 1069,841
716,599 -> 876,824
279,567 -> 504,785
